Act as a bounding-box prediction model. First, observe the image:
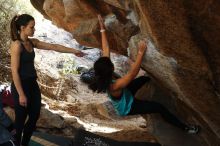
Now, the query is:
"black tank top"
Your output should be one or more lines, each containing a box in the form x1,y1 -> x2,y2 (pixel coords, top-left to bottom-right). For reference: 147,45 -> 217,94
19,41 -> 37,80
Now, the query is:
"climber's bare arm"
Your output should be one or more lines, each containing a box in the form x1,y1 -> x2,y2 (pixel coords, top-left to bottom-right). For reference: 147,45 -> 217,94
98,15 -> 110,58
112,40 -> 147,90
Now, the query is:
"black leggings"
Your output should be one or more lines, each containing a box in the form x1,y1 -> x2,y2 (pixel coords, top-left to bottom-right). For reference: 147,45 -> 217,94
128,76 -> 187,130
11,78 -> 41,146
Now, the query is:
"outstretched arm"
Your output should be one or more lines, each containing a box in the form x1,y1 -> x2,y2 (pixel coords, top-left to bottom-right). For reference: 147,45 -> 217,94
98,15 -> 110,58
112,40 -> 147,90
30,38 -> 85,57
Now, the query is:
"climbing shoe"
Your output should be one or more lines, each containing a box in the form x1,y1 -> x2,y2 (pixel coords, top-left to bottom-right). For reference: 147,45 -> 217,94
185,125 -> 199,134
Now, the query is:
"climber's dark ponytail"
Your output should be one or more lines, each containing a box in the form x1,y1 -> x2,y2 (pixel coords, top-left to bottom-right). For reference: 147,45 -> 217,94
10,15 -> 20,41
89,57 -> 114,93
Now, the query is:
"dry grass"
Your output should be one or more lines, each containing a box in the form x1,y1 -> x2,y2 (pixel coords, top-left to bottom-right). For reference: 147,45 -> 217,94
0,0 -> 15,82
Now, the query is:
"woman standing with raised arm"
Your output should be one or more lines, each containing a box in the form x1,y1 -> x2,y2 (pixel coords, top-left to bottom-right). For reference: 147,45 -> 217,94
10,14 -> 85,146
89,15 -> 199,134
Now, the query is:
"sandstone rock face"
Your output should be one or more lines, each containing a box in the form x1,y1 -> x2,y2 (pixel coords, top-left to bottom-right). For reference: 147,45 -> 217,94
31,0 -> 220,145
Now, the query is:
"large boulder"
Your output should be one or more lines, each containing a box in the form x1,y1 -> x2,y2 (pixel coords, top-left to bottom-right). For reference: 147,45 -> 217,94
30,0 -> 220,145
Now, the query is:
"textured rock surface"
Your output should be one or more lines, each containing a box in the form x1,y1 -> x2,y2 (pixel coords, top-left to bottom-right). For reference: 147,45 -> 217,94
30,0 -> 220,145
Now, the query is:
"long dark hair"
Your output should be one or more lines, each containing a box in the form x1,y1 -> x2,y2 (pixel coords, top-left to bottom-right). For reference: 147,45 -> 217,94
89,57 -> 114,93
10,14 -> 34,41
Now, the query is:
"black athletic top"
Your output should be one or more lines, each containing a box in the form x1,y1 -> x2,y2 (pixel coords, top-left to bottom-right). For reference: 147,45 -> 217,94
19,41 -> 37,80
